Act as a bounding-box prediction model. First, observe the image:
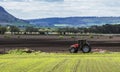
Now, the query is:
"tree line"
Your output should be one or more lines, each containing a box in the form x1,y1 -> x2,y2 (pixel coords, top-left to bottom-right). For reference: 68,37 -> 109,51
88,24 -> 120,34
57,24 -> 120,34
0,24 -> 120,35
0,26 -> 39,35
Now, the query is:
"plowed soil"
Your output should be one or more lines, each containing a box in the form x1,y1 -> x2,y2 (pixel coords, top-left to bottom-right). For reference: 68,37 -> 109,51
0,35 -> 120,53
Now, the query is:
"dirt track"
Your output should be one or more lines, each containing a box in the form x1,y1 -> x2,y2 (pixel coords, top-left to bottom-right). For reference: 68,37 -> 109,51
0,35 -> 120,53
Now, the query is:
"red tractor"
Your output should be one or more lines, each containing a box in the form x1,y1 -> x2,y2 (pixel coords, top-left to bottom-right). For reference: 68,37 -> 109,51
69,40 -> 91,53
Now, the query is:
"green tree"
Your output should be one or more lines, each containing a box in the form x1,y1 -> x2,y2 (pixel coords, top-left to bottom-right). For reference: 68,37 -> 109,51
25,27 -> 38,32
0,26 -> 7,34
25,27 -> 39,34
9,26 -> 20,34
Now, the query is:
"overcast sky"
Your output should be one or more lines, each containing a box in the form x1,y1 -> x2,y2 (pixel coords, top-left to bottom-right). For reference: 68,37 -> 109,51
0,0 -> 120,19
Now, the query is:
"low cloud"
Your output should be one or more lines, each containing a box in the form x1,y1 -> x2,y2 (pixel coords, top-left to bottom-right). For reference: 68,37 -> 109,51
0,0 -> 64,2
0,0 -> 120,19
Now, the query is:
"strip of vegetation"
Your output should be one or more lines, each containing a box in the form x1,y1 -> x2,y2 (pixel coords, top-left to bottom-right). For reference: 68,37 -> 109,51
0,24 -> 120,35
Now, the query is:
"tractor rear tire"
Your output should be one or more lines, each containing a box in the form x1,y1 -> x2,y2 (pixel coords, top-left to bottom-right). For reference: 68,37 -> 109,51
81,45 -> 91,53
69,47 -> 78,53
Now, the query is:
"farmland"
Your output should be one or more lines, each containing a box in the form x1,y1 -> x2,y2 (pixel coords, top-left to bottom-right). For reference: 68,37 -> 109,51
0,34 -> 120,72
0,53 -> 120,72
0,34 -> 120,53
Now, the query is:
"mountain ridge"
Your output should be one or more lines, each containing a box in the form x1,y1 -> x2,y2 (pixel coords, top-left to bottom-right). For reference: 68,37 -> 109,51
28,17 -> 120,27
0,6 -> 30,26
1,6 -> 120,27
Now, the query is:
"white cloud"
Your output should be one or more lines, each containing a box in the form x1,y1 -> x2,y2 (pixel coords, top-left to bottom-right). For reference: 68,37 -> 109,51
0,0 -> 120,19
0,0 -> 64,2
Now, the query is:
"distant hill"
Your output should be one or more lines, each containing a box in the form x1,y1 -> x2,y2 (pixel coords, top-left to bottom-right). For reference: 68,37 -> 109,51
0,6 -> 30,27
28,17 -> 120,27
1,6 -> 120,28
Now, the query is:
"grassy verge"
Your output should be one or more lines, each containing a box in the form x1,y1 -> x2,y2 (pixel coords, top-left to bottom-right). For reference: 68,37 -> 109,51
0,53 -> 120,72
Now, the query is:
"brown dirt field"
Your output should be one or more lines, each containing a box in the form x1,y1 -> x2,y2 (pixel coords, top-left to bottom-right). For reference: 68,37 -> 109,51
0,35 -> 120,53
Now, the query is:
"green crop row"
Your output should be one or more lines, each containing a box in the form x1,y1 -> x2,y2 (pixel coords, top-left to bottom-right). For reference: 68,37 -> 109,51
0,53 -> 120,72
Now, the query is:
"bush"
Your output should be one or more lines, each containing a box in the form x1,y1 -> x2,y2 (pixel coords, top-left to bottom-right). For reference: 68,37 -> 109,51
4,35 -> 11,39
7,48 -> 35,55
8,49 -> 25,55
71,36 -> 75,38
89,34 -> 94,39
59,36 -> 64,39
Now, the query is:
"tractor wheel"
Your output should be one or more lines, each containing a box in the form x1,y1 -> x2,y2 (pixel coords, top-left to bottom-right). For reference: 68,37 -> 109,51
69,47 -> 78,53
81,45 -> 91,53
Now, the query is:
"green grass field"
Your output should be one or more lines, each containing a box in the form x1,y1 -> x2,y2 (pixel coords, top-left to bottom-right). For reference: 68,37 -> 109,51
0,53 -> 120,72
